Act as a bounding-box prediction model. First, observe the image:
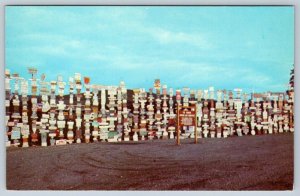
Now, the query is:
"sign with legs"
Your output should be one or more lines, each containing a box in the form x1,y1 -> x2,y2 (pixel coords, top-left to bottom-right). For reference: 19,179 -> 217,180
176,105 -> 197,145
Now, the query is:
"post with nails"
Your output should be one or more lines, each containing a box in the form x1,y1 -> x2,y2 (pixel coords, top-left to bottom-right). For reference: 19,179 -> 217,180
177,104 -> 180,145
194,105 -> 198,144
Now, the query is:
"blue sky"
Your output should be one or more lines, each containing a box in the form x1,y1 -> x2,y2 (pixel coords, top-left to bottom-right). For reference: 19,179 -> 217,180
5,6 -> 294,93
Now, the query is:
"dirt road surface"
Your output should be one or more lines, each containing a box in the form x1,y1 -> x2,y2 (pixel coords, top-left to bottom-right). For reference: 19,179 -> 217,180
6,133 -> 293,190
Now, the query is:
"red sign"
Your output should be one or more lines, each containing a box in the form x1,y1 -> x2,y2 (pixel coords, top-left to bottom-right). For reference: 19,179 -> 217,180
84,77 -> 90,85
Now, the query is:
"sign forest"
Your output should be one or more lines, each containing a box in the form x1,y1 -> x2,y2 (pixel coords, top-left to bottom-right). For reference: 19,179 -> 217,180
5,67 -> 295,148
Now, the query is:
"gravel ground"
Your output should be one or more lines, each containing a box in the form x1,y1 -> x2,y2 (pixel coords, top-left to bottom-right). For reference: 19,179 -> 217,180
6,133 -> 293,190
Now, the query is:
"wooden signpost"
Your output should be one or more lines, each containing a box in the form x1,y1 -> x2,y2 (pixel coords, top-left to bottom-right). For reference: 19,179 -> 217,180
176,105 -> 197,145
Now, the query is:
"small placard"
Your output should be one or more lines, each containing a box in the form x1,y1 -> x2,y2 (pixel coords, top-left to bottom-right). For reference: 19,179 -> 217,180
57,121 -> 66,128
76,108 -> 82,114
84,114 -> 90,120
11,128 -> 21,139
21,125 -> 30,135
8,121 -> 15,127
42,114 -> 50,119
5,100 -> 10,107
92,122 -> 99,127
41,118 -> 48,124
22,116 -> 29,124
100,132 -> 108,139
56,139 -> 67,145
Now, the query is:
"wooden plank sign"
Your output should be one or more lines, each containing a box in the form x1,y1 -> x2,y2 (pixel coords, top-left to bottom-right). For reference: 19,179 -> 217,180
179,109 -> 196,126
176,105 -> 197,145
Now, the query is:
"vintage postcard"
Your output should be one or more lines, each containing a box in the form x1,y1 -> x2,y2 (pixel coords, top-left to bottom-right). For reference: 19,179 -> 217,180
5,6 -> 294,190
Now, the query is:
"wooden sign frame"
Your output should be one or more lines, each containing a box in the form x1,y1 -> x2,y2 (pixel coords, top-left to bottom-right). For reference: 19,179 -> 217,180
176,105 -> 198,145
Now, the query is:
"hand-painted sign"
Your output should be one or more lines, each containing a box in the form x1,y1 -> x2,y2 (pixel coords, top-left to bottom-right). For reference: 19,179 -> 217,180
179,109 -> 196,126
176,105 -> 198,145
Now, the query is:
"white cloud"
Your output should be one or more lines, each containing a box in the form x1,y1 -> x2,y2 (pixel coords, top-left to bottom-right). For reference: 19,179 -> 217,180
147,27 -> 213,49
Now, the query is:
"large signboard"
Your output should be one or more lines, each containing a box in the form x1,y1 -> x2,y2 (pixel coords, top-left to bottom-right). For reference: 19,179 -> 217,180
176,105 -> 197,145
178,109 -> 196,126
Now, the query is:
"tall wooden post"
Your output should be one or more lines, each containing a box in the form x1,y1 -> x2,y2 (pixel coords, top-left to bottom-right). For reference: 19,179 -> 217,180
177,104 -> 180,145
194,105 -> 198,144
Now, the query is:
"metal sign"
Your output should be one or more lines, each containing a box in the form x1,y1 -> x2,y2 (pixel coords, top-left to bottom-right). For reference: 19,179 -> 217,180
11,127 -> 21,140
